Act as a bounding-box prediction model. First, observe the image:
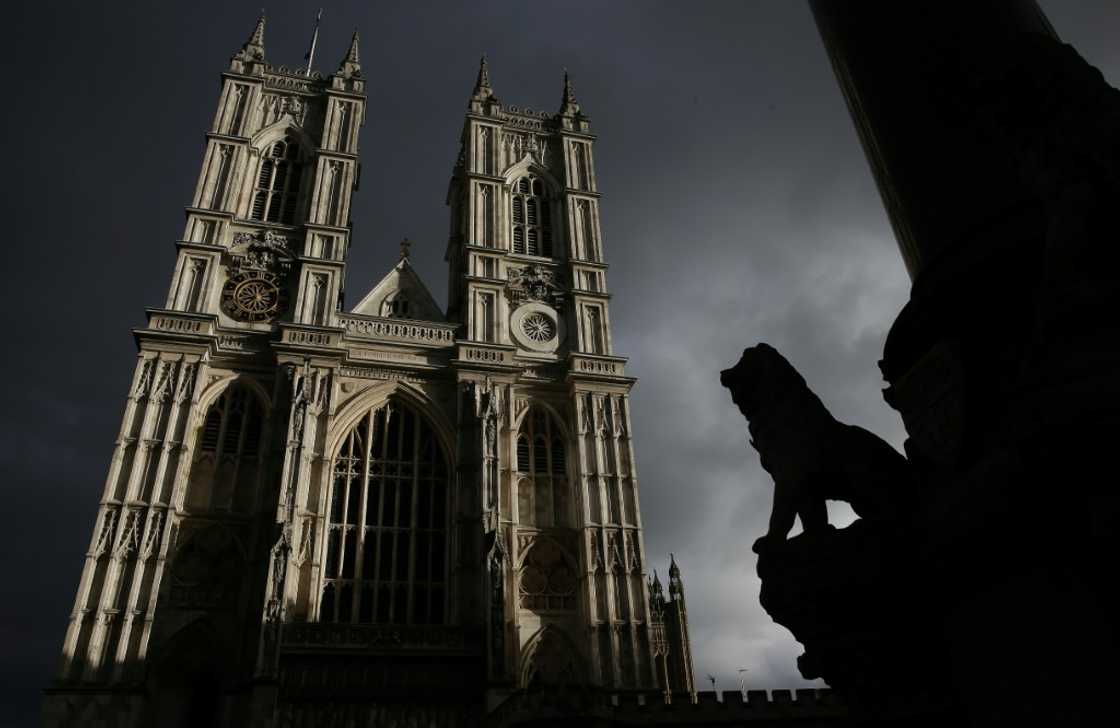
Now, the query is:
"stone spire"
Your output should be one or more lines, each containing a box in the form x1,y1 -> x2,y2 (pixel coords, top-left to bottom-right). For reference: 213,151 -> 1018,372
234,13 -> 266,64
471,55 -> 496,102
668,553 -> 685,602
338,29 -> 362,77
558,69 -> 581,116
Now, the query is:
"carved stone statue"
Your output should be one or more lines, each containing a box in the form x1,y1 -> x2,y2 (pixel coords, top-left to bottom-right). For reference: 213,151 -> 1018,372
720,343 -> 910,548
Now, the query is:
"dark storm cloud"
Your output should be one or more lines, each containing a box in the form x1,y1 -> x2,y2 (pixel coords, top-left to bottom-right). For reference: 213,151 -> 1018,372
4,1 -> 1118,723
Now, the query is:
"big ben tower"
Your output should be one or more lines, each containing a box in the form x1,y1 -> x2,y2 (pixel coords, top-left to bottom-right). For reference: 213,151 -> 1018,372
45,17 -> 692,728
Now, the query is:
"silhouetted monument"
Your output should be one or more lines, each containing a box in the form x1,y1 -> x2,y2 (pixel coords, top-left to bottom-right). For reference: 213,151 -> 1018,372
723,1 -> 1120,725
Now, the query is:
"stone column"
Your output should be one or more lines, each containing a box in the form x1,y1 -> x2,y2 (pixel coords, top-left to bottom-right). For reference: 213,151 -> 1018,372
809,0 -> 1056,280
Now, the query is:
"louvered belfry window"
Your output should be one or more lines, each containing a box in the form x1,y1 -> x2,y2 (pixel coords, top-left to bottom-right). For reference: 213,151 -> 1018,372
320,402 -> 450,625
511,176 -> 552,257
199,385 -> 264,460
250,140 -> 303,224
515,408 -> 569,528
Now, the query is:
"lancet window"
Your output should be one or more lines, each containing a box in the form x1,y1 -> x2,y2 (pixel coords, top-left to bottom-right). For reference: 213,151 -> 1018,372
515,407 -> 569,527
511,176 -> 553,257
320,402 -> 450,625
250,139 -> 303,224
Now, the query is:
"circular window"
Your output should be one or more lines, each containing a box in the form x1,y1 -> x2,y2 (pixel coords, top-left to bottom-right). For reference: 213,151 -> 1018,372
521,312 -> 556,342
510,302 -> 562,353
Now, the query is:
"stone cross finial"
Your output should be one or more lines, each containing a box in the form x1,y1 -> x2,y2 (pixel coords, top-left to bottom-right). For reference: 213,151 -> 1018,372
399,237 -> 411,260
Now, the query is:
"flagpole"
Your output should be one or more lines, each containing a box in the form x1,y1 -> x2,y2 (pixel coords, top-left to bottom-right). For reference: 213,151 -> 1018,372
304,8 -> 322,76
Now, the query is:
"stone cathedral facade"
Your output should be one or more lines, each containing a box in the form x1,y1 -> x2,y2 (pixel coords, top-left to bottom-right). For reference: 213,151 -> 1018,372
44,17 -> 695,727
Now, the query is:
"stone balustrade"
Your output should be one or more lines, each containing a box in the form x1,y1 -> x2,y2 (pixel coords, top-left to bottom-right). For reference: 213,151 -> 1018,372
339,314 -> 458,347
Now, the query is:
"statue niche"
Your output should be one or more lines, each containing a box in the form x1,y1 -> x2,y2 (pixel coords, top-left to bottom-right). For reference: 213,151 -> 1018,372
719,343 -> 910,549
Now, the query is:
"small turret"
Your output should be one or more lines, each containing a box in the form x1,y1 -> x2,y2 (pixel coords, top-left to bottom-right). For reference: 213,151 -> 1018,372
338,29 -> 361,78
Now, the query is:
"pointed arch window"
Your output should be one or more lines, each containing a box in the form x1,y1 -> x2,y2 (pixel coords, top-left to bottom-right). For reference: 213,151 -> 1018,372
250,140 -> 303,224
511,176 -> 553,257
515,407 -> 569,528
321,402 -> 450,625
190,384 -> 266,512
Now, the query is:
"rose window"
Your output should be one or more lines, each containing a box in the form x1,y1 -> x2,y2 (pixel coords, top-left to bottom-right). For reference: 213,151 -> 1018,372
521,312 -> 556,342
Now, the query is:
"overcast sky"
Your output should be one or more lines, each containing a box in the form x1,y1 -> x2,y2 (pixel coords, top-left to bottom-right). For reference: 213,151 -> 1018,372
4,1 -> 1119,725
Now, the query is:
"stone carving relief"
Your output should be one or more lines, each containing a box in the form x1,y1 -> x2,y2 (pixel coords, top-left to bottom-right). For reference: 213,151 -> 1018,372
174,363 -> 197,404
506,264 -> 566,308
151,361 -> 175,404
503,132 -> 552,169
471,378 -> 503,531
518,537 -> 576,611
93,507 -> 118,558
133,359 -> 156,399
114,508 -> 143,559
141,510 -> 165,561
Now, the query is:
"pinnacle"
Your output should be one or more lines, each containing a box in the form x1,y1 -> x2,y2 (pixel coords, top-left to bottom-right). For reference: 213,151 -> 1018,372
344,29 -> 360,65
559,68 -> 581,116
234,12 -> 267,63
249,12 -> 266,47
472,54 -> 495,101
338,28 -> 361,75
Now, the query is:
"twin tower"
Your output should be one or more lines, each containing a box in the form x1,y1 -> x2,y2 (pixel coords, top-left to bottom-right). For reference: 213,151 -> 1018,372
45,15 -> 694,728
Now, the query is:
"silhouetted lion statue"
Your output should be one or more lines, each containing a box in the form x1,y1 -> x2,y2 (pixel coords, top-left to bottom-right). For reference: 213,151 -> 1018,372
720,343 -> 910,550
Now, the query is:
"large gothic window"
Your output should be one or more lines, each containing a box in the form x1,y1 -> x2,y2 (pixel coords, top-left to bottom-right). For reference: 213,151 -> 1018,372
511,176 -> 553,258
321,402 -> 450,625
515,408 -> 569,527
188,384 -> 266,512
250,140 -> 303,224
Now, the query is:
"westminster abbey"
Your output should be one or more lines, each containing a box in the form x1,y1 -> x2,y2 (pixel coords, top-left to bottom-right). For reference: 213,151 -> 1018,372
43,16 -> 697,727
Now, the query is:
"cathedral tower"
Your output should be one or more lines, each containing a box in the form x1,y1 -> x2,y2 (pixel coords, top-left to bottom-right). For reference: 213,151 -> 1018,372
45,25 -> 693,726
444,58 -> 673,700
46,16 -> 368,727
